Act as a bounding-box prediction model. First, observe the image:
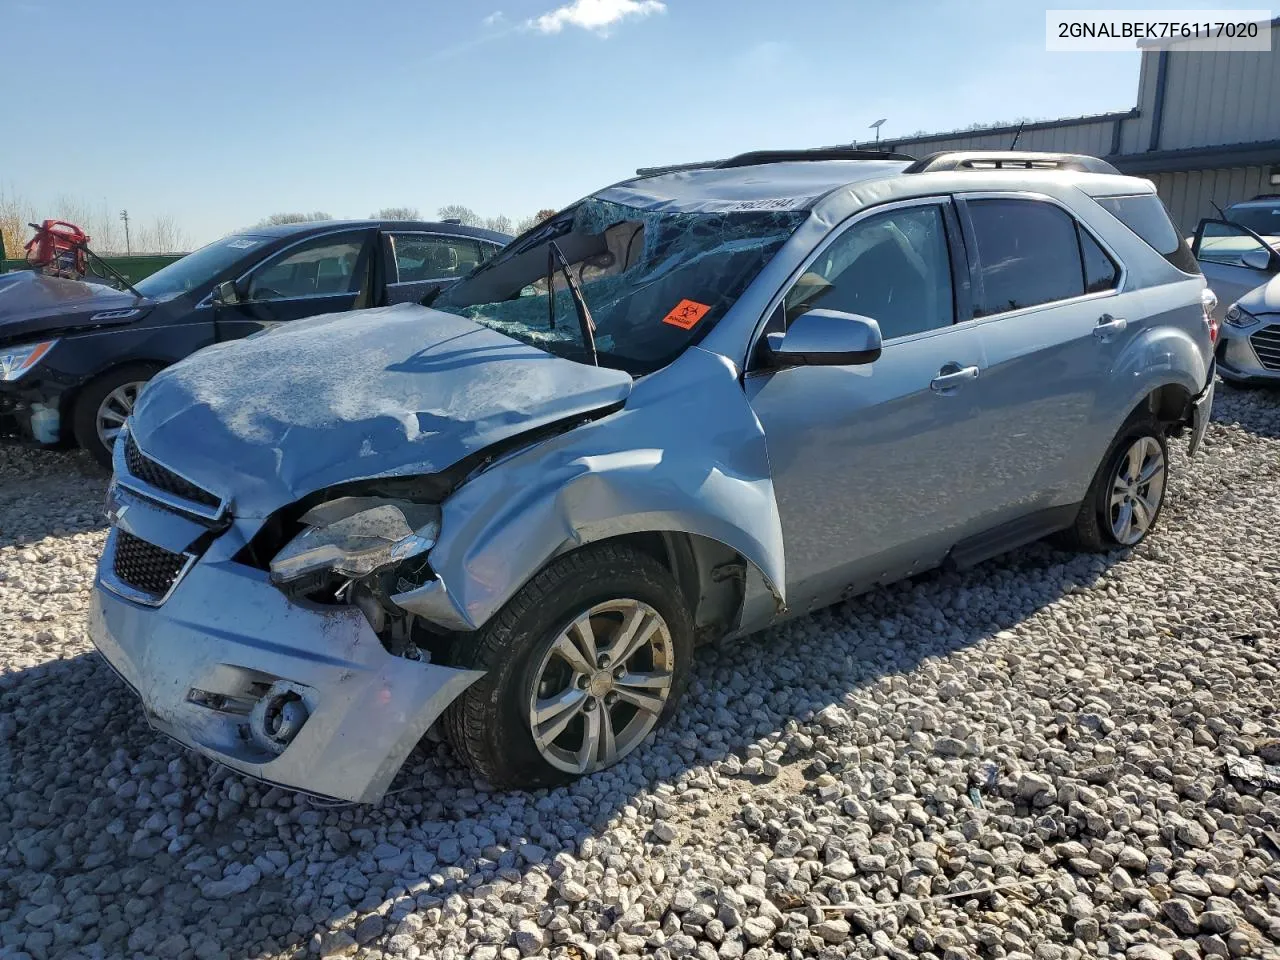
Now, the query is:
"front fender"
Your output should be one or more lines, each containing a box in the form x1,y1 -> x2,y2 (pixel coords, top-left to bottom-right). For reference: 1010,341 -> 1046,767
399,347 -> 785,632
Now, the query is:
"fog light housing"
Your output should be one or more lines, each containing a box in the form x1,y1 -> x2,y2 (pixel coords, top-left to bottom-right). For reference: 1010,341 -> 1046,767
249,681 -> 311,755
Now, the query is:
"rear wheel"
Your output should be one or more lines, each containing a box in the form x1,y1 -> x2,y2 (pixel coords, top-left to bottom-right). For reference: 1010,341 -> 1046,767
1059,416 -> 1168,551
444,542 -> 693,788
72,364 -> 160,467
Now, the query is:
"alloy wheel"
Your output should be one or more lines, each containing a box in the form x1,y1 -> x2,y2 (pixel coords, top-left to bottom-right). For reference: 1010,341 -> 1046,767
96,381 -> 147,452
527,598 -> 674,775
1109,435 -> 1165,545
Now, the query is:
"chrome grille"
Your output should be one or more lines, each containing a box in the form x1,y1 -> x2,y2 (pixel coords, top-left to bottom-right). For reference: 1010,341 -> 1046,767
123,433 -> 220,509
1250,327 -> 1280,372
112,531 -> 188,600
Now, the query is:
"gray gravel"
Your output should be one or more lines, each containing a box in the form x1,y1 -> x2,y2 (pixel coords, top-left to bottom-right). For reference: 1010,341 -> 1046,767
3,385 -> 1280,960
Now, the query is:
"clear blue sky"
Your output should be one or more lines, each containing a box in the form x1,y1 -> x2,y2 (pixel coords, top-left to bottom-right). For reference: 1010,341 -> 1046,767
1,0 -> 1252,246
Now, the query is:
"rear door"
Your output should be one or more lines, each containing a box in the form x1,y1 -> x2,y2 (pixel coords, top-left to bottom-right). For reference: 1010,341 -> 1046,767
1191,219 -> 1280,314
745,197 -> 992,613
958,194 -> 1134,519
381,232 -> 496,305
214,229 -> 374,340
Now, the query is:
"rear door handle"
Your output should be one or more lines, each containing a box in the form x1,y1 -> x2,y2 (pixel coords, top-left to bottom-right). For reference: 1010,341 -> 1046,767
930,364 -> 980,393
1094,314 -> 1128,339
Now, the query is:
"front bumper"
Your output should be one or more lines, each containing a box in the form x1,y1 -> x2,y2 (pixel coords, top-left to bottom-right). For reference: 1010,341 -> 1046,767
1216,320 -> 1280,385
90,540 -> 483,803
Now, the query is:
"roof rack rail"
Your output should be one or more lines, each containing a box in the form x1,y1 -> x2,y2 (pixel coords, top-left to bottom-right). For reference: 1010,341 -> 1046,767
716,147 -> 916,168
904,151 -> 1121,175
635,147 -> 915,178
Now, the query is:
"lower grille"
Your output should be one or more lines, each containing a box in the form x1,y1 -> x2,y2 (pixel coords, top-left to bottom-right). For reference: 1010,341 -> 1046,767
1250,327 -> 1280,371
113,531 -> 188,600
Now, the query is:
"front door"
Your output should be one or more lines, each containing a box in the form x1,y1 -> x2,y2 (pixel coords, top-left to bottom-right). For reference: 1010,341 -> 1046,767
215,230 -> 374,340
745,198 -> 990,613
1192,218 -> 1280,314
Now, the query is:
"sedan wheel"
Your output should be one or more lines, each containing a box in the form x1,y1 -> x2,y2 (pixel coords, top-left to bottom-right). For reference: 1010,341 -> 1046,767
96,381 -> 146,452
528,599 -> 674,775
1108,435 -> 1166,545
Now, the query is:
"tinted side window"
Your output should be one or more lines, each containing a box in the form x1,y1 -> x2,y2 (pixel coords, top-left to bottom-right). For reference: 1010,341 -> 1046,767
968,199 -> 1083,317
783,204 -> 954,340
248,235 -> 365,301
1095,194 -> 1200,274
1079,227 -> 1119,293
391,235 -> 484,282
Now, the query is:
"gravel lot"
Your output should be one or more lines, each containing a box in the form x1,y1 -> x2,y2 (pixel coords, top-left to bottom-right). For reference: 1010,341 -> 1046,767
2,386 -> 1280,960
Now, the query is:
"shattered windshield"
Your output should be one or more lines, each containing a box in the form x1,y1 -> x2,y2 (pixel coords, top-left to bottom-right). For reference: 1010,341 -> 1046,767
431,199 -> 805,374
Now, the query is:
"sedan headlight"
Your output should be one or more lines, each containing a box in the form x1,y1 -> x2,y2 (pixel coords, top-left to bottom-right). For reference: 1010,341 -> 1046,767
0,340 -> 57,381
1224,305 -> 1257,328
269,497 -> 440,584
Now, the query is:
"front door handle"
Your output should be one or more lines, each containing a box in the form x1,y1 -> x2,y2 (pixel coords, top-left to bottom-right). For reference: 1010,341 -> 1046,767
1094,314 -> 1128,339
930,364 -> 980,393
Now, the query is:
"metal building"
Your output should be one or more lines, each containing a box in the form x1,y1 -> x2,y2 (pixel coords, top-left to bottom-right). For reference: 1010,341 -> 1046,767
871,20 -> 1280,233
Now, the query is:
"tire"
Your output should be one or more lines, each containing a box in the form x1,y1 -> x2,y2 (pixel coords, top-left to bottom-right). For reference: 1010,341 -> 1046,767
1058,415 -> 1169,552
444,542 -> 694,788
71,364 -> 161,468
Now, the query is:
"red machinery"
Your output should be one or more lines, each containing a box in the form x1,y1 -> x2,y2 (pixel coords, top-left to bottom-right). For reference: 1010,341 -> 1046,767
21,220 -> 140,294
24,220 -> 91,278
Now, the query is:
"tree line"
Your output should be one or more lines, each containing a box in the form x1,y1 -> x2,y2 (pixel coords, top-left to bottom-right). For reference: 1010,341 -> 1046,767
256,206 -> 559,236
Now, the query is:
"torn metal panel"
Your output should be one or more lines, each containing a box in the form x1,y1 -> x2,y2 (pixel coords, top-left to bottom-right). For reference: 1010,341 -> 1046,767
420,346 -> 786,634
90,536 -> 484,804
129,305 -> 634,518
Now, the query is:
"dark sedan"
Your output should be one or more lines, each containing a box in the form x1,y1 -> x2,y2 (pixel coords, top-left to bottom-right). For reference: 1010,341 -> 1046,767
0,219 -> 511,464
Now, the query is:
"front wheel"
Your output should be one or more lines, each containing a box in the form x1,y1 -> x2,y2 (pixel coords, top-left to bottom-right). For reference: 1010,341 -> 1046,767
1059,417 -> 1169,551
72,364 -> 160,467
444,542 -> 694,788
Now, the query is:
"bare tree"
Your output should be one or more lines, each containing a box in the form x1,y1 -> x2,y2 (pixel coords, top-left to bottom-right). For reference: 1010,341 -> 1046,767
0,187 -> 36,262
483,214 -> 514,235
436,205 -> 482,227
515,208 -> 560,236
371,206 -> 420,220
148,215 -> 190,254
257,211 -> 334,226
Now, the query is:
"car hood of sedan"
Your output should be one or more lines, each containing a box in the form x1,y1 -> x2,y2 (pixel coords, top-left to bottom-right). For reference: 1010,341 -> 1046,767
129,303 -> 634,518
0,270 -> 153,341
1236,272 -> 1280,317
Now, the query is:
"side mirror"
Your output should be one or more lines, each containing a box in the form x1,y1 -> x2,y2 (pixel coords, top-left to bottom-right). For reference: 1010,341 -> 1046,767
764,309 -> 883,367
213,280 -> 240,305
1241,248 -> 1274,272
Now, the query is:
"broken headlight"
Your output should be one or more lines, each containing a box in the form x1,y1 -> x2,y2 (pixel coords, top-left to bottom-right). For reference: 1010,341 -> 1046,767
269,497 -> 440,585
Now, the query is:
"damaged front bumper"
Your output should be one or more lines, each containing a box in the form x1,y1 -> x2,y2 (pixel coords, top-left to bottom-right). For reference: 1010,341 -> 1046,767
90,541 -> 483,803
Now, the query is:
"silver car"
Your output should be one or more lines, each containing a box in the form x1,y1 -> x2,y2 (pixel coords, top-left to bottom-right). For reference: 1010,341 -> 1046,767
1217,273 -> 1280,384
90,149 -> 1217,802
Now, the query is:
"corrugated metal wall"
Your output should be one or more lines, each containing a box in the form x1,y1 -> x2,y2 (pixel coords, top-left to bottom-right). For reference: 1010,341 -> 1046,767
1149,165 -> 1272,234
1158,49 -> 1280,150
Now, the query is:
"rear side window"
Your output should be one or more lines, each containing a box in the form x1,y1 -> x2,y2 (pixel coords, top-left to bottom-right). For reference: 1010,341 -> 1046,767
967,199 -> 1084,317
1080,230 -> 1120,293
1094,194 -> 1200,274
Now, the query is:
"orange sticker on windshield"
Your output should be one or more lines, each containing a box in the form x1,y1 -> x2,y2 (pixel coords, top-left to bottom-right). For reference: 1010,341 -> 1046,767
662,299 -> 711,330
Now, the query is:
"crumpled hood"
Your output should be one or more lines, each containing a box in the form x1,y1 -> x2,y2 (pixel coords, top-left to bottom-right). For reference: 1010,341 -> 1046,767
0,271 -> 151,342
129,303 -> 633,518
1237,273 -> 1280,318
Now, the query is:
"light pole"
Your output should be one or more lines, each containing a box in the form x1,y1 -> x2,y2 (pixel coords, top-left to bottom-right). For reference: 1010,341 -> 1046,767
119,209 -> 131,255
869,118 -> 887,147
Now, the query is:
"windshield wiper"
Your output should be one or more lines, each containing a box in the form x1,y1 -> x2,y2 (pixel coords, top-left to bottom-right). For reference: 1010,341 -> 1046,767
548,241 -> 598,367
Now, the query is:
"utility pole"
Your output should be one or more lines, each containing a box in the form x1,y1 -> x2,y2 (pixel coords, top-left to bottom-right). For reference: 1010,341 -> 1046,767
119,210 -> 131,255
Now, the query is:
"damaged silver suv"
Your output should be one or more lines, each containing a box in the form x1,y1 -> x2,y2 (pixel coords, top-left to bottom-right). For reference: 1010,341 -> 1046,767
91,149 -> 1217,802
